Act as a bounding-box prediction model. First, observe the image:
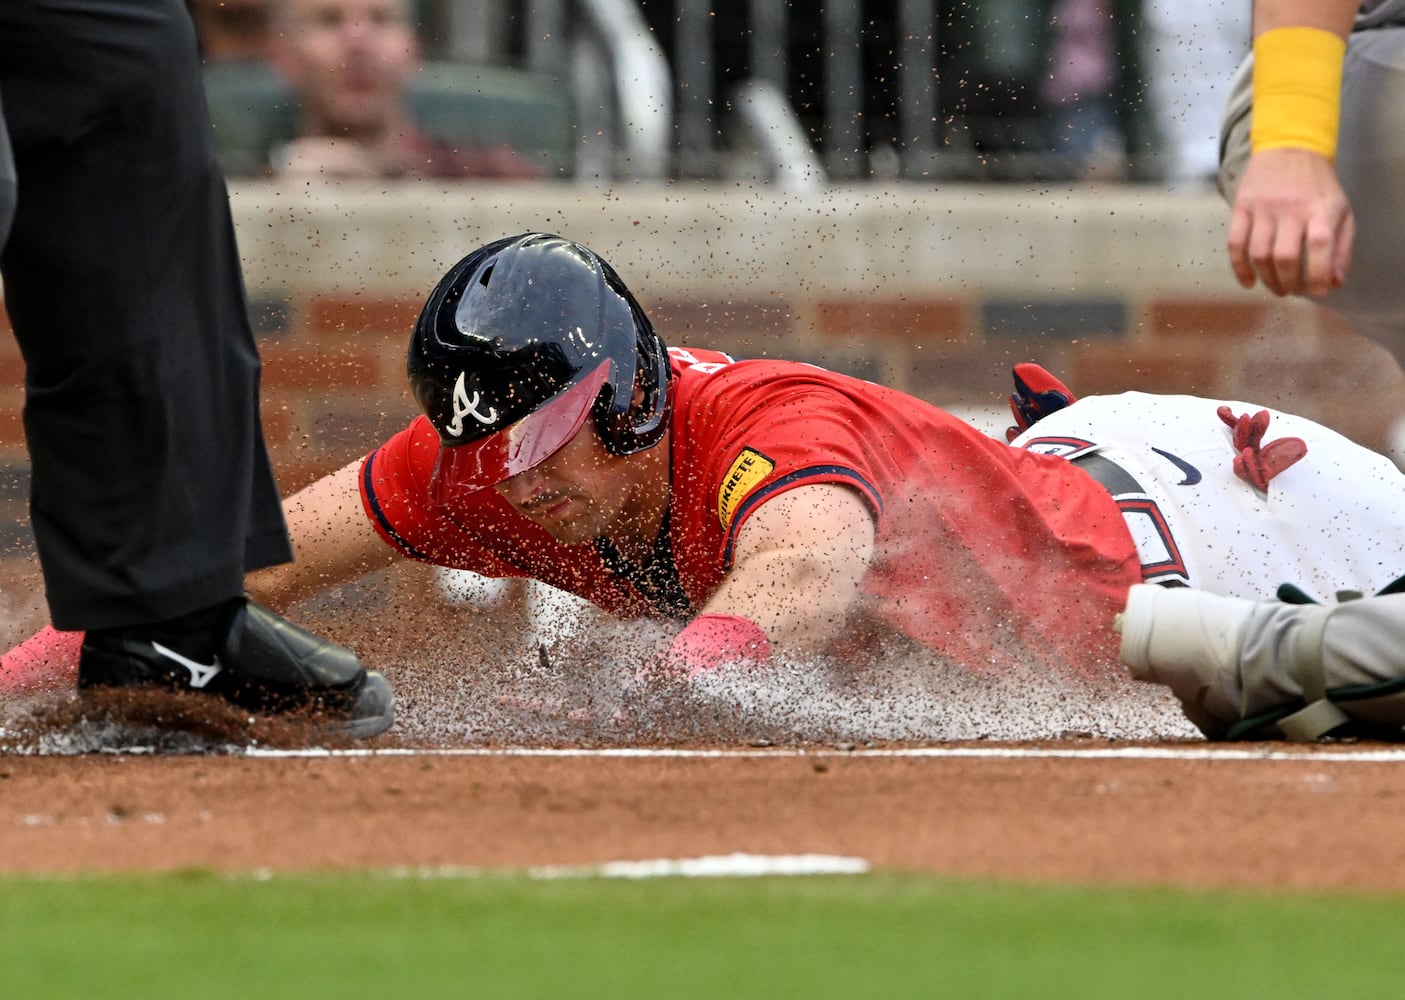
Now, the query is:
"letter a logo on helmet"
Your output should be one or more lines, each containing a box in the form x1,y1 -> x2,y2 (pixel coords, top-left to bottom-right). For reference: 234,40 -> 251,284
406,233 -> 673,502
444,371 -> 499,438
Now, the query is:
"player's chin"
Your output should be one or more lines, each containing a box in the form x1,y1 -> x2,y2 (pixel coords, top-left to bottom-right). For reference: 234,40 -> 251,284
531,512 -> 599,547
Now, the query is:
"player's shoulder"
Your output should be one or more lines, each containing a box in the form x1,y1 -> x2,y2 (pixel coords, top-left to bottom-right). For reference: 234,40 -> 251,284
667,347 -> 798,392
668,347 -> 832,385
667,345 -> 735,377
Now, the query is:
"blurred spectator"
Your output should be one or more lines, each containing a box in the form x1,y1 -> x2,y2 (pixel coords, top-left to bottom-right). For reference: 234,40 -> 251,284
1040,0 -> 1127,180
265,0 -> 539,180
1142,1 -> 1250,187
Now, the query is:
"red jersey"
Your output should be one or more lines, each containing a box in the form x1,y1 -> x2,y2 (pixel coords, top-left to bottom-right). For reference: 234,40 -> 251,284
361,349 -> 1141,673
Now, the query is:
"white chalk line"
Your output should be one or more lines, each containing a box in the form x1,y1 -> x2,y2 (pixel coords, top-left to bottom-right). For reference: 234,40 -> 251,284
243,744 -> 1405,763
137,743 -> 1405,882
248,854 -> 875,882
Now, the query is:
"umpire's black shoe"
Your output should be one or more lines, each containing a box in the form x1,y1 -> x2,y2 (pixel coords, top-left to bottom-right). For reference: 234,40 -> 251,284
78,597 -> 395,739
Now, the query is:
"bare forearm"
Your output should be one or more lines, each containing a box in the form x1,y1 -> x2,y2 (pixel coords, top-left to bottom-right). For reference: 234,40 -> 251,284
246,458 -> 398,610
700,484 -> 877,655
1227,0 -> 1360,298
1252,0 -> 1357,37
699,547 -> 867,653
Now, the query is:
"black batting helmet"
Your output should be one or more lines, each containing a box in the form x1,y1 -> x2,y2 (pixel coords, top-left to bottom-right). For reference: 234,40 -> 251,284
407,233 -> 672,499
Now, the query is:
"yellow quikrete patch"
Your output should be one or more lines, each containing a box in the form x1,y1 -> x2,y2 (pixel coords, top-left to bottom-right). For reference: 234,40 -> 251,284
717,448 -> 775,529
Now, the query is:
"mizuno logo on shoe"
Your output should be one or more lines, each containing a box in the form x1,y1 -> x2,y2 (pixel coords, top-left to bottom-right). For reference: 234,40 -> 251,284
151,641 -> 223,689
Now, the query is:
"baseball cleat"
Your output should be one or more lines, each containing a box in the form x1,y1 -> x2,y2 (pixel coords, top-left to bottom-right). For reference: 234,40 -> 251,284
340,670 -> 396,740
78,597 -> 394,738
1114,583 -> 1253,722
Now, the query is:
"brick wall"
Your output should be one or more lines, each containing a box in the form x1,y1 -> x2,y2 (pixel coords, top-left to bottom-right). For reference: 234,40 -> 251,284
2,181 -> 1401,597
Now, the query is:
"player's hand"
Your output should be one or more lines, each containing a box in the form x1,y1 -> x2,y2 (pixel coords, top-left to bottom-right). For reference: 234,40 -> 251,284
1227,148 -> 1354,298
647,613 -> 772,681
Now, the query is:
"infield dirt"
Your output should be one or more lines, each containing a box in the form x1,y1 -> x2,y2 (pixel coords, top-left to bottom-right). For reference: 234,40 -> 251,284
3,561 -> 1403,890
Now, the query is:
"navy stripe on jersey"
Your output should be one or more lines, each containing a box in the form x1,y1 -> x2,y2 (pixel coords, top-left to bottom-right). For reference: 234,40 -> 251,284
361,449 -> 436,562
721,465 -> 882,568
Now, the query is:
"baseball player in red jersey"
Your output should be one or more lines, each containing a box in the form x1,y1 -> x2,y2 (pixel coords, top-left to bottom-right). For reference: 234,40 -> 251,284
9,233 -> 1405,735
364,342 -> 1143,676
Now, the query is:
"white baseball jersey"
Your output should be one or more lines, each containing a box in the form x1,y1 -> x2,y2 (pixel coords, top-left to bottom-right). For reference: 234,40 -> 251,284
1013,392 -> 1405,602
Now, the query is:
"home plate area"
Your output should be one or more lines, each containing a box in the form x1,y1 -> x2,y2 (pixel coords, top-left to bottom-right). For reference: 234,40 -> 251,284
2,569 -> 1404,889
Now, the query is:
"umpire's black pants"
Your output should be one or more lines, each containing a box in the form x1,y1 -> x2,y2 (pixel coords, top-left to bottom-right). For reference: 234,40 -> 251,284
0,0 -> 292,630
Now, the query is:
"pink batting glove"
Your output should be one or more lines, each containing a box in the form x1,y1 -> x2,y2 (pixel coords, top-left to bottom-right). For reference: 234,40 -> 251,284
1,625 -> 83,693
649,613 -> 773,681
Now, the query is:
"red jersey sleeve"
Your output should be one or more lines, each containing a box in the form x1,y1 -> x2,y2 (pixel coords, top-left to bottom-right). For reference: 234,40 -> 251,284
359,416 -> 521,577
671,362 -> 893,567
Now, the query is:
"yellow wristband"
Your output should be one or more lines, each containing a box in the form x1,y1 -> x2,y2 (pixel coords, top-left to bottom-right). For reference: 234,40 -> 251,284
1251,26 -> 1346,157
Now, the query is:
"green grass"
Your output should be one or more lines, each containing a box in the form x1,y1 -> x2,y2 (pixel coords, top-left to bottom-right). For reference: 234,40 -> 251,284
2,871 -> 1404,999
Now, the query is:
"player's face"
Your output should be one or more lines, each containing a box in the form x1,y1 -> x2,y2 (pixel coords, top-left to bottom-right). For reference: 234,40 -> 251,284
278,0 -> 418,134
493,423 -> 649,548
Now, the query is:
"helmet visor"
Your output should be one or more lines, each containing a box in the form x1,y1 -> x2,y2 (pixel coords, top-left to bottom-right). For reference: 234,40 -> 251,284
428,361 -> 611,502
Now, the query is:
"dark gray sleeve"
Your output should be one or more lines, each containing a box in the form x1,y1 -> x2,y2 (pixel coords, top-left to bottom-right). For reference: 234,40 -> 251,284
1356,0 -> 1405,31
